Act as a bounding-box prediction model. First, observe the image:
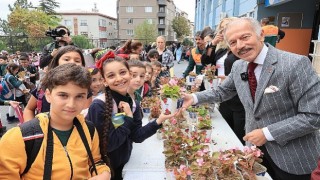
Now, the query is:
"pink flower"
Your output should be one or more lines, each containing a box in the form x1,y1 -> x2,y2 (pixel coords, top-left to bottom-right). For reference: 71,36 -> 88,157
169,78 -> 178,86
197,150 -> 204,157
170,118 -> 177,125
204,138 -> 210,143
197,158 -> 204,166
203,148 -> 209,153
186,170 -> 192,175
180,165 -> 186,171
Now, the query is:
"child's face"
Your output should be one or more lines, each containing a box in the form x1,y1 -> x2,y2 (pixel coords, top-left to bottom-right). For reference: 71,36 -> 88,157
0,58 -> 5,64
149,56 -> 158,62
19,59 -> 29,68
45,82 -> 88,122
145,66 -> 153,82
152,65 -> 161,77
58,51 -> 83,67
103,61 -> 131,95
90,71 -> 103,95
129,67 -> 146,90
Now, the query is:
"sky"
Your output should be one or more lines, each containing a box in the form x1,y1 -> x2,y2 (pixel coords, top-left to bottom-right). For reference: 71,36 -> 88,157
0,0 -> 195,22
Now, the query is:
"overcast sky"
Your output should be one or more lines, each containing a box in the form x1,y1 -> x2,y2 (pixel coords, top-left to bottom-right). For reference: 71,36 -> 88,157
0,0 -> 195,22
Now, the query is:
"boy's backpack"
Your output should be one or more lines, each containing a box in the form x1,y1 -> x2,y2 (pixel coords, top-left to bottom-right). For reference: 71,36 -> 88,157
35,87 -> 45,114
20,117 -> 97,177
0,75 -> 14,100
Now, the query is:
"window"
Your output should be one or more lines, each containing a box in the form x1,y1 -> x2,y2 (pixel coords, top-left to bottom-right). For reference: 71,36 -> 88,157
159,7 -> 165,12
126,6 -> 133,13
159,18 -> 164,25
99,31 -> 107,38
158,30 -> 164,36
147,19 -> 153,24
145,7 -> 152,13
99,19 -> 106,27
109,22 -> 113,26
80,32 -> 88,37
80,20 -> 87,26
127,18 -> 133,24
126,29 -> 134,35
64,20 -> 72,26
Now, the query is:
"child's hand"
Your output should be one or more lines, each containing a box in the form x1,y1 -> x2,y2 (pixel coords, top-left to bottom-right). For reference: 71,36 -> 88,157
156,111 -> 178,125
118,101 -> 133,118
161,67 -> 167,71
88,171 -> 111,180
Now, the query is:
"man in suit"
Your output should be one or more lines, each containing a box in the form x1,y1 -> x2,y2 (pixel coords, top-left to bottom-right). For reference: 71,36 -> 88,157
180,17 -> 320,180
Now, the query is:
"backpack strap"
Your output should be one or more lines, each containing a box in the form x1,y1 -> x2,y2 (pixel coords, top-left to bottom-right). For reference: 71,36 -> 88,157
85,120 -> 95,140
19,118 -> 44,175
73,119 -> 98,176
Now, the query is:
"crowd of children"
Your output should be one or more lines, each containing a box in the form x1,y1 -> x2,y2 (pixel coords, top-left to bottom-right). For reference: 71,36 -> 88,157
0,38 -> 178,179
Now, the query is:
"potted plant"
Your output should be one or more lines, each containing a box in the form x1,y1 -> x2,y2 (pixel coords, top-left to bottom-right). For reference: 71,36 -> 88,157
160,78 -> 182,115
188,71 -> 197,85
203,64 -> 218,90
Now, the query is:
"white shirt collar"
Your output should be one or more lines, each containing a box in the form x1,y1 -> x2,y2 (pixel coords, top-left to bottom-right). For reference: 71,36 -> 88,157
253,44 -> 268,65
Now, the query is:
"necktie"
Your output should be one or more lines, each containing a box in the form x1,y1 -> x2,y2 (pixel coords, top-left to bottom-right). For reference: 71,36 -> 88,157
248,62 -> 258,101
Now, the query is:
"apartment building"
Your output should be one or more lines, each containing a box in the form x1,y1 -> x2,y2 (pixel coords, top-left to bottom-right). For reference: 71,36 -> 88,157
58,8 -> 117,48
117,0 -> 177,43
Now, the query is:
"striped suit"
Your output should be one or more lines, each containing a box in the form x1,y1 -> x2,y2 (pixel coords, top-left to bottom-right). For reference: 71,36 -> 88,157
195,45 -> 320,175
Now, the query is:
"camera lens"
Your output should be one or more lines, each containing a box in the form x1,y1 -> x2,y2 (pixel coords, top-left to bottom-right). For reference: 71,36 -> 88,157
57,28 -> 67,36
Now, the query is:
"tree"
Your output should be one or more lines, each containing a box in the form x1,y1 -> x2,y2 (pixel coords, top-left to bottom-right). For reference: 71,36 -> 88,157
134,20 -> 158,45
8,0 -> 33,11
172,16 -> 191,41
182,38 -> 193,46
72,35 -> 94,49
39,0 -> 60,15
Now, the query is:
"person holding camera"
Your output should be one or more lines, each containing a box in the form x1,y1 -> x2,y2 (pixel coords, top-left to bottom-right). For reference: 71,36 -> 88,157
39,25 -> 74,68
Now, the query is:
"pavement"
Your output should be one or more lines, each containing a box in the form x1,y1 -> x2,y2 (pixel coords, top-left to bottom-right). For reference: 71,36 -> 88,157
0,59 -> 190,135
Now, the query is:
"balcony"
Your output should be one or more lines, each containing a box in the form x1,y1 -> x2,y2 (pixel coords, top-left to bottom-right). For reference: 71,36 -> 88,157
158,24 -> 166,29
157,0 -> 166,6
157,12 -> 166,17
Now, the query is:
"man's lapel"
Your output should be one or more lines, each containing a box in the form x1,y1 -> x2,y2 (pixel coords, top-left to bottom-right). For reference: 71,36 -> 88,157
253,46 -> 277,113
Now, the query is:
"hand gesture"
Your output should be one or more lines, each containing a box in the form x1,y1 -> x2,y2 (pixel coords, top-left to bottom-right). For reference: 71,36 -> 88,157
177,93 -> 194,116
211,33 -> 224,46
156,111 -> 178,125
161,66 -> 167,71
243,129 -> 267,146
118,101 -> 133,118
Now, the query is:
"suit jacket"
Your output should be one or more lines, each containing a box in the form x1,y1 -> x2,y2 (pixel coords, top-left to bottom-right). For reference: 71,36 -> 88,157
195,45 -> 320,175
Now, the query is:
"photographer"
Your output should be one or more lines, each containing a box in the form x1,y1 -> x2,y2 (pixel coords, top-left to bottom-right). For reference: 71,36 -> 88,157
39,25 -> 74,68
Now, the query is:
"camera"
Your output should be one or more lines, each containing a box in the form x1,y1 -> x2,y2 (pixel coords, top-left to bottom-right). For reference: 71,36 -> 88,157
45,28 -> 68,39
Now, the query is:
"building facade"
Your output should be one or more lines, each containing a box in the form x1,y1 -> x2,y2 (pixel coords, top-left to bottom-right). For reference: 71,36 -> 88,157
58,9 -> 117,48
117,0 -> 177,43
194,0 -> 319,56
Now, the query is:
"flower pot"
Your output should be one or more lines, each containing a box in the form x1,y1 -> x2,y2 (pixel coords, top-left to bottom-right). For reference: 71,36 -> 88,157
112,113 -> 125,129
165,169 -> 175,180
198,129 -> 212,140
186,75 -> 196,85
156,129 -> 162,140
253,163 -> 267,176
161,97 -> 178,115
204,78 -> 220,90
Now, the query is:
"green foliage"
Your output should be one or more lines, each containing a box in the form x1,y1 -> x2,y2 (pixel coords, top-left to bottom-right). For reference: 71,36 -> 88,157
172,16 -> 191,41
161,84 -> 180,99
134,20 -> 157,45
182,38 -> 193,46
8,0 -> 33,11
39,0 -> 60,15
72,35 -> 94,49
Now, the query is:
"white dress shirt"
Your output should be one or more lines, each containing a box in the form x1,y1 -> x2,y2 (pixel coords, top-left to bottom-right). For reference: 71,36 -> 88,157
192,44 -> 275,141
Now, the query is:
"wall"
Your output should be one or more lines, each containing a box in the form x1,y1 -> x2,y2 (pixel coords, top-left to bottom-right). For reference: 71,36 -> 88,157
257,0 -> 317,55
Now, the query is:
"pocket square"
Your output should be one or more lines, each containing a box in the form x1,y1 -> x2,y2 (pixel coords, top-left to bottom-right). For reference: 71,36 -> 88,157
264,85 -> 279,94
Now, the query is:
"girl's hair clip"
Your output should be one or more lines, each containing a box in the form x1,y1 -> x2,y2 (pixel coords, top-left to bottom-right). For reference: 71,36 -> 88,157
95,51 -> 115,70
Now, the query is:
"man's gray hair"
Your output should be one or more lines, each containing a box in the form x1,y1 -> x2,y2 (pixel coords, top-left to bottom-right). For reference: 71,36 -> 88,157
223,17 -> 262,42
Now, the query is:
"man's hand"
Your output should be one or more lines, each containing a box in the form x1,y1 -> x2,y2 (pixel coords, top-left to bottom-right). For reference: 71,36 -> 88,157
243,129 -> 267,146
178,93 -> 194,115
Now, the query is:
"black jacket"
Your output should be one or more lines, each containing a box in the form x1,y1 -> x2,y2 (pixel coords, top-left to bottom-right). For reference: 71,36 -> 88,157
87,96 -> 161,169
201,46 -> 244,111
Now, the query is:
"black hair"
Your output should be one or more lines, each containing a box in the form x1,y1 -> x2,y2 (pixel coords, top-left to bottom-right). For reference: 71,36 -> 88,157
48,45 -> 85,70
147,49 -> 159,60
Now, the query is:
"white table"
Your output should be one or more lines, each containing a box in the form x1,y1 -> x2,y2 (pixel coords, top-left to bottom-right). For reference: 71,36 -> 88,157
122,108 -> 272,179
